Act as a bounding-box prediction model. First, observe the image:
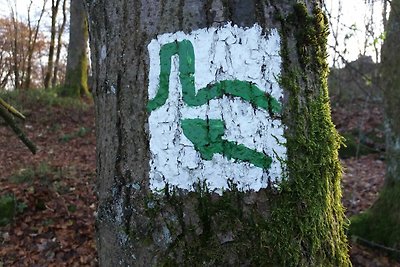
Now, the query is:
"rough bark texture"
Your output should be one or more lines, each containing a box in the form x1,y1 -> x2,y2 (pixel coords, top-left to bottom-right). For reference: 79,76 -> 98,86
63,0 -> 89,97
350,0 -> 400,249
87,0 -> 350,266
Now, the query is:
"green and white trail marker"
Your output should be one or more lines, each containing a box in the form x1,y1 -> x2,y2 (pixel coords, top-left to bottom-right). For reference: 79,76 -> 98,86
147,24 -> 286,193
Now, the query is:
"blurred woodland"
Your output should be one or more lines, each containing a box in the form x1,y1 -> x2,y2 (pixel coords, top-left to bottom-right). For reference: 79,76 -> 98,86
0,0 -> 399,266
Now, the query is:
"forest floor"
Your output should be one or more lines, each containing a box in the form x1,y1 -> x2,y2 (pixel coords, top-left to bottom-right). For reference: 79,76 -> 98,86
0,92 -> 399,266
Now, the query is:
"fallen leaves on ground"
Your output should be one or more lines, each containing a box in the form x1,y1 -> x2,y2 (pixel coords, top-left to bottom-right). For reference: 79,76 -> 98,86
0,102 -> 97,266
0,95 -> 398,266
335,98 -> 400,266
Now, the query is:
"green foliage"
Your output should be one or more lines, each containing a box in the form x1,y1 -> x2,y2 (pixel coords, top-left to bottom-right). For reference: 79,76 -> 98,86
0,88 -> 89,112
9,162 -> 80,197
59,126 -> 91,143
0,193 -> 15,226
67,204 -> 77,213
0,193 -> 27,226
9,162 -> 56,185
349,182 -> 400,252
339,132 -> 380,158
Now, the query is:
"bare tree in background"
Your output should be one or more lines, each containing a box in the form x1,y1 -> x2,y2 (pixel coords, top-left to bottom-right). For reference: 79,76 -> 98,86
1,0 -> 48,89
23,0 -> 47,89
9,0 -> 20,89
51,0 -> 67,87
43,0 -> 62,89
350,0 -> 400,250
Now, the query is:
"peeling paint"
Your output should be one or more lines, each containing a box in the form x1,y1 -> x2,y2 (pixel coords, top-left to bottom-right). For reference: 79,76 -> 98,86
147,23 -> 286,193
110,85 -> 116,94
100,45 -> 107,62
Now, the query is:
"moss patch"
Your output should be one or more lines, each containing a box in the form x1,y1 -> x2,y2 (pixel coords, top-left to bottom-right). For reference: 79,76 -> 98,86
62,15 -> 90,98
349,181 -> 400,250
339,132 -> 379,158
269,3 -> 350,266
62,49 -> 90,98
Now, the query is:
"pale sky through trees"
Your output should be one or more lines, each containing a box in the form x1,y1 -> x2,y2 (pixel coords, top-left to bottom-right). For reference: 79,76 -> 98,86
325,0 -> 386,65
0,0 -> 386,67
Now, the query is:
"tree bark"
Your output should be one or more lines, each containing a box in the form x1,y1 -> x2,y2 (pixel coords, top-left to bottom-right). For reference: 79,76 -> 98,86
88,0 -> 350,266
63,0 -> 89,97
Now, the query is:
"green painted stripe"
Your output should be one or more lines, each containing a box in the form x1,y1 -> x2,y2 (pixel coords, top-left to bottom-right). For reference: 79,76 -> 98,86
147,40 -> 281,114
181,118 -> 272,169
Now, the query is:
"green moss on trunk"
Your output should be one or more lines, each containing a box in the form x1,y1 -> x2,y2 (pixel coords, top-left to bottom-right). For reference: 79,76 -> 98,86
63,50 -> 90,98
63,5 -> 90,98
267,4 -> 350,265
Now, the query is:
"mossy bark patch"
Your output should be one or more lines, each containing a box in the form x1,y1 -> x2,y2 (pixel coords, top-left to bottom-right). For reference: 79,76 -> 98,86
270,3 -> 350,265
63,0 -> 89,98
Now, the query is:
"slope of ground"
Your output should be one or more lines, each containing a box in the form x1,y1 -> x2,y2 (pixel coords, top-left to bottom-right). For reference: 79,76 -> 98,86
0,90 -> 398,266
0,92 -> 96,266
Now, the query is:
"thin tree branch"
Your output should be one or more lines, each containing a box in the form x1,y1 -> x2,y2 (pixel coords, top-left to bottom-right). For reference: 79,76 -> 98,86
352,235 -> 400,257
0,103 -> 36,154
0,97 -> 25,120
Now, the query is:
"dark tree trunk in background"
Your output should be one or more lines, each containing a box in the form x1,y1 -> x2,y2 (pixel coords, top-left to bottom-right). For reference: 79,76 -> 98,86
87,0 -> 350,266
52,0 -> 67,88
44,0 -> 61,89
63,0 -> 89,97
350,0 -> 400,249
11,12 -> 20,89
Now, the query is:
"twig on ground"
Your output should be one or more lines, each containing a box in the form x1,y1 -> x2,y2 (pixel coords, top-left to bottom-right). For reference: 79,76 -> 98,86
352,235 -> 400,258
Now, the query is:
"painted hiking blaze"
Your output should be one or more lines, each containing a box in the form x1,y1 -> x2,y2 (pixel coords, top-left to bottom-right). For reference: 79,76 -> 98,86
147,24 -> 286,193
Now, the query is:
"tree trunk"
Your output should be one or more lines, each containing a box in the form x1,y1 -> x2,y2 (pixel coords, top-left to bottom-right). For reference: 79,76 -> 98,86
350,0 -> 400,250
52,0 -> 67,88
88,1 -> 350,266
44,0 -> 60,89
11,11 -> 20,89
63,0 -> 89,97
